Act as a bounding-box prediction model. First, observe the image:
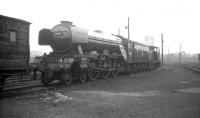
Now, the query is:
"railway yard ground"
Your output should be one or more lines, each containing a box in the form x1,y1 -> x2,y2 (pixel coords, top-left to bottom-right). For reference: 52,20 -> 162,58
1,64 -> 200,118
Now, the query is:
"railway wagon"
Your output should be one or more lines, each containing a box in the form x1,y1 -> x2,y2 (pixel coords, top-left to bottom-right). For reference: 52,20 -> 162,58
37,21 -> 160,85
0,15 -> 31,90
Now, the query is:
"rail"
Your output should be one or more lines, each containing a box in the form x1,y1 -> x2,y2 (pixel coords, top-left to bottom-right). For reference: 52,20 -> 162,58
182,62 -> 200,73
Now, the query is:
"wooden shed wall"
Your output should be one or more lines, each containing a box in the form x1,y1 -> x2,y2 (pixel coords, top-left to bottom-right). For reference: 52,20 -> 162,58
0,16 -> 30,71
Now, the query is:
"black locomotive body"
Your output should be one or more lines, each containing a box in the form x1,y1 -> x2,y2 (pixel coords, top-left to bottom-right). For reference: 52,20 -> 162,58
37,21 -> 160,85
0,15 -> 31,90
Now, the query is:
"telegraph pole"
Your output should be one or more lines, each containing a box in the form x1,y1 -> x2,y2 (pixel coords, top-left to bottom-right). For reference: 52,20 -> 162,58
168,46 -> 169,64
118,28 -> 120,35
161,33 -> 164,66
128,17 -> 130,40
179,43 -> 182,64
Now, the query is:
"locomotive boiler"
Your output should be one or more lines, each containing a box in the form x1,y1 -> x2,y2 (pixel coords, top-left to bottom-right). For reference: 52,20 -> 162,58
39,21 -> 126,58
37,21 -> 160,85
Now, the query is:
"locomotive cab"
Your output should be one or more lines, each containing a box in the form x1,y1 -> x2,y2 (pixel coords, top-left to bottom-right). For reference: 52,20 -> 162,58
149,46 -> 161,67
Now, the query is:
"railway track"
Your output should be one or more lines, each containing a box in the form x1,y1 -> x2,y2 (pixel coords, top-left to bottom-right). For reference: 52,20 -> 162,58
182,63 -> 200,73
1,71 -> 121,97
0,72 -> 102,98
3,73 -> 41,90
0,74 -> 110,98
1,75 -> 66,98
0,73 -> 43,97
0,67 -> 161,98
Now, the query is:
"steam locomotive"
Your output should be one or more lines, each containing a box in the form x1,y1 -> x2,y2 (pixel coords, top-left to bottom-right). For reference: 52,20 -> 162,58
37,21 -> 160,85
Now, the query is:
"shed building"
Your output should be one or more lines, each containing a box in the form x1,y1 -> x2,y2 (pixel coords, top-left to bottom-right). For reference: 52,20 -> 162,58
0,15 -> 31,73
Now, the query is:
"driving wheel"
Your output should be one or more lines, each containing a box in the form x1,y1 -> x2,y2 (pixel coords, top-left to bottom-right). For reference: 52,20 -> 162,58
62,72 -> 72,85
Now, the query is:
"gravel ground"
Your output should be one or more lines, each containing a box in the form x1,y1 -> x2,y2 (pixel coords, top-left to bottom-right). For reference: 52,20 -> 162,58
0,65 -> 200,118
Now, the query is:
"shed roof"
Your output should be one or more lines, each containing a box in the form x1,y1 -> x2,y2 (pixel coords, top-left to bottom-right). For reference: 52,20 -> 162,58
0,14 -> 31,24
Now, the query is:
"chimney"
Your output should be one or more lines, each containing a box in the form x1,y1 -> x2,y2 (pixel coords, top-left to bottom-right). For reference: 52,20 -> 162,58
60,21 -> 73,26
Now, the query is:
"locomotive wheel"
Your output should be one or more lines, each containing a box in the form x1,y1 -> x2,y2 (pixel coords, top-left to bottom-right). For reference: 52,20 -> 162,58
80,70 -> 87,83
143,64 -> 146,71
133,65 -> 137,73
40,71 -> 52,86
62,72 -> 72,85
88,68 -> 99,81
126,65 -> 131,74
148,64 -> 151,70
145,64 -> 148,71
138,65 -> 142,72
141,64 -> 144,72
110,68 -> 119,78
101,70 -> 110,79
150,64 -> 153,70
0,76 -> 5,91
143,64 -> 147,71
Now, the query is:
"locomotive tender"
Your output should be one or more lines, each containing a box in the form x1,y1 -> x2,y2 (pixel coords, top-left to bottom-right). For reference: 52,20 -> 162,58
38,21 -> 160,85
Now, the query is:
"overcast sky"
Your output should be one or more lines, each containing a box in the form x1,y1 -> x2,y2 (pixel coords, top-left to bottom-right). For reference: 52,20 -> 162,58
1,0 -> 200,54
